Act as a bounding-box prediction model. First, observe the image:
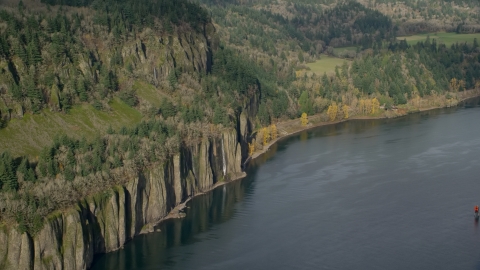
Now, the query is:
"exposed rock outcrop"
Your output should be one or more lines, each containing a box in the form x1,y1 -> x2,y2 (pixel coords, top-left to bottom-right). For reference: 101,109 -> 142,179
120,28 -> 213,86
0,129 -> 246,270
0,227 -> 33,270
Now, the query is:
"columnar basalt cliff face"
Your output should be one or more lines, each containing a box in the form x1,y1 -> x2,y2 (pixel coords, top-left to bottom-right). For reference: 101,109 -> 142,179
0,128 -> 247,270
0,227 -> 33,270
118,24 -> 215,87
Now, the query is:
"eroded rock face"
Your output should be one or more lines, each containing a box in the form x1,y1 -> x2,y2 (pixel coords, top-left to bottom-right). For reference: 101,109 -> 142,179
33,215 -> 64,270
222,130 -> 243,178
0,128 -> 247,270
197,138 -> 214,191
61,208 -> 93,270
0,228 -> 33,270
120,28 -> 213,86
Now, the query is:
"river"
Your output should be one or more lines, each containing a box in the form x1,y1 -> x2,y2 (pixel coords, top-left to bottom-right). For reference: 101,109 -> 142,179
92,98 -> 480,270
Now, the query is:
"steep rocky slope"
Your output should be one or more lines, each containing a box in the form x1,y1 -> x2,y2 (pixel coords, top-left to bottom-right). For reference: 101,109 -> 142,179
0,128 -> 246,270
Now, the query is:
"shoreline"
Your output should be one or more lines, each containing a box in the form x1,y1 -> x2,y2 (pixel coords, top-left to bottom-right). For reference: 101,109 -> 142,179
149,171 -> 247,230
252,90 -> 480,161
100,90 -> 480,251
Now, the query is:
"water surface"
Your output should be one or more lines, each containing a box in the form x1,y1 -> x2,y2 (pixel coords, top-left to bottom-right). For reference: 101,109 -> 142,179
92,99 -> 480,270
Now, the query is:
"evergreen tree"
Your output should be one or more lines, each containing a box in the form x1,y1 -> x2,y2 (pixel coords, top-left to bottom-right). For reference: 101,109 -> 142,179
10,83 -> 23,101
0,152 -> 18,191
15,42 -> 28,64
66,149 -> 75,166
74,78 -> 88,102
113,155 -> 122,168
213,105 -> 226,125
119,90 -> 138,107
27,38 -> 42,65
64,166 -> 75,181
168,71 -> 177,90
298,91 -> 313,115
257,103 -> 270,126
160,98 -> 176,118
17,158 -> 36,182
0,34 -> 9,58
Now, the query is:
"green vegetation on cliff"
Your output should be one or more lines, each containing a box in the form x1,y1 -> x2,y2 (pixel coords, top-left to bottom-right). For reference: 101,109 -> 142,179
0,0 -> 210,119
0,0 -> 480,238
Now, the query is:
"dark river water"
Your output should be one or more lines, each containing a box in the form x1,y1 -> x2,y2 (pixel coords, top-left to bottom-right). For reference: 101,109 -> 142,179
92,98 -> 480,270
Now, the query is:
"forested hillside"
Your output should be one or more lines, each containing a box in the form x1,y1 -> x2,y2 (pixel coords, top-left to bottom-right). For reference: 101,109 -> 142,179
361,0 -> 480,34
197,0 -> 398,82
0,0 -> 479,243
0,0 -> 271,233
0,0 -> 209,119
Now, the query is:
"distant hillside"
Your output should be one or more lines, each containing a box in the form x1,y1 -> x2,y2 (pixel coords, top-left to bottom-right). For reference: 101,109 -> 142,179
359,0 -> 480,34
197,0 -> 480,60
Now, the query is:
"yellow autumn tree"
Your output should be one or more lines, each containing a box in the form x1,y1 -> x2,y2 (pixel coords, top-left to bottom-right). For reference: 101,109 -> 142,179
270,124 -> 277,140
314,82 -> 321,95
301,112 -> 308,126
358,99 -> 365,115
371,98 -> 380,114
327,103 -> 338,121
248,142 -> 255,156
364,98 -> 372,115
342,104 -> 349,119
263,127 -> 270,146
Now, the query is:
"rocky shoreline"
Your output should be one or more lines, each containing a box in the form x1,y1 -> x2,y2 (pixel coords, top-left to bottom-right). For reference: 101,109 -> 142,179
1,89 -> 478,270
146,169 -> 247,233
0,129 -> 246,270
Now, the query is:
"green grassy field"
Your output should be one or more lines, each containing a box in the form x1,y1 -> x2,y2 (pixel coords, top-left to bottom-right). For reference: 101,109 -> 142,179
0,99 -> 142,157
134,80 -> 165,107
398,32 -> 480,46
299,55 -> 348,77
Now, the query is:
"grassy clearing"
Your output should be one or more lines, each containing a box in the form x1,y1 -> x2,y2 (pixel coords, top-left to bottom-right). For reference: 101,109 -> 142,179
297,55 -> 348,77
398,32 -> 480,46
0,99 -> 142,157
133,80 -> 166,107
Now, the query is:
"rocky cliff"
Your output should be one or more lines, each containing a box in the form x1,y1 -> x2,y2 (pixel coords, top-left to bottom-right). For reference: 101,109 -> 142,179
0,13 -> 216,122
0,129 -> 246,270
